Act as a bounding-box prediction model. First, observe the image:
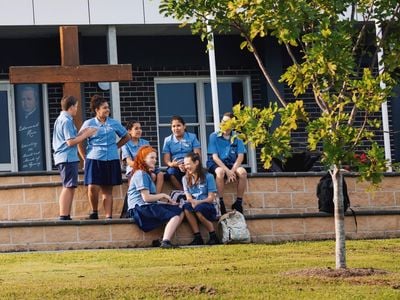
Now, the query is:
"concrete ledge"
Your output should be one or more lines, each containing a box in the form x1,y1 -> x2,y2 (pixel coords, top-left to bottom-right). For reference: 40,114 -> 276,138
245,210 -> 400,220
0,211 -> 398,252
0,210 -> 399,228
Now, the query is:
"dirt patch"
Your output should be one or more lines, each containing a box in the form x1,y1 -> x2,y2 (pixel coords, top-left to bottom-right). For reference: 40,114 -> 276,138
162,284 -> 216,297
285,267 -> 389,278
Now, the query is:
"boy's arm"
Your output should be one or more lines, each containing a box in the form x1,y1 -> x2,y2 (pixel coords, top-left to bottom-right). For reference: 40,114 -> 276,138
66,127 -> 97,147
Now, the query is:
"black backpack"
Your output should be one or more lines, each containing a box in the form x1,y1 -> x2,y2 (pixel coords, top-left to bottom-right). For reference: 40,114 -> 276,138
316,173 -> 350,213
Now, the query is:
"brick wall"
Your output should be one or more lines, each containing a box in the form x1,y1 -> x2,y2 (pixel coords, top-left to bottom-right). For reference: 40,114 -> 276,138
1,173 -> 400,221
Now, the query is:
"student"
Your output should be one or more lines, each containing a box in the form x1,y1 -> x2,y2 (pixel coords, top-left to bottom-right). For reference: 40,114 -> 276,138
162,115 -> 201,190
120,121 -> 164,217
79,94 -> 130,219
182,152 -> 219,245
52,95 -> 97,220
207,112 -> 248,214
127,145 -> 184,249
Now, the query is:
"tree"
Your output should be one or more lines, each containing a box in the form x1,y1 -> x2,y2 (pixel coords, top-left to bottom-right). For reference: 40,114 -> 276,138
160,0 -> 400,269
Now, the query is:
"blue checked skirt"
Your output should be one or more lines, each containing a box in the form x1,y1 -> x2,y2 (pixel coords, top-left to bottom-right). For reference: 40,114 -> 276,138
130,203 -> 182,232
84,159 -> 122,186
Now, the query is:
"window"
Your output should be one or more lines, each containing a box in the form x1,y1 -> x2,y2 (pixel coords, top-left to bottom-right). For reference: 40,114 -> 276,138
155,77 -> 255,171
0,84 -> 13,171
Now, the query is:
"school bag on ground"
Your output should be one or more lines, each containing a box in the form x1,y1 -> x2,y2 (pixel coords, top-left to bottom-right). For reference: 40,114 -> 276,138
217,211 -> 251,244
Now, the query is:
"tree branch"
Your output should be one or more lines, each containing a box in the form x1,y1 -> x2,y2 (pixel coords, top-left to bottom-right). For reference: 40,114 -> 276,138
370,4 -> 400,71
350,111 -> 368,150
232,22 -> 287,107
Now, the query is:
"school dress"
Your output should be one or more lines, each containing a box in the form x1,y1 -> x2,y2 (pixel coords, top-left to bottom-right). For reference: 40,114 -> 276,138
206,131 -> 246,171
127,170 -> 182,232
81,117 -> 128,186
162,131 -> 201,178
182,173 -> 218,221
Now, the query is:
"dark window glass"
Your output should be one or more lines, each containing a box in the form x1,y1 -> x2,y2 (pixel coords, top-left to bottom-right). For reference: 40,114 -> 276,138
14,84 -> 46,171
204,82 -> 244,122
0,91 -> 11,164
157,83 -> 198,123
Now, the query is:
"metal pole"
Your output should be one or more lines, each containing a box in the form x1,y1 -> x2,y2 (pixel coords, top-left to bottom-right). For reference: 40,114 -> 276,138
207,24 -> 220,131
375,21 -> 392,171
107,25 -> 122,121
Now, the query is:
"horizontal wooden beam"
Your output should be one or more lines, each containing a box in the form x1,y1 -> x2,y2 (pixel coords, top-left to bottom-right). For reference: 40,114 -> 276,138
9,64 -> 132,84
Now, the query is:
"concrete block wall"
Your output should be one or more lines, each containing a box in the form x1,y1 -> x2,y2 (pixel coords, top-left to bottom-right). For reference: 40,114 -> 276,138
0,173 -> 399,252
1,174 -> 400,221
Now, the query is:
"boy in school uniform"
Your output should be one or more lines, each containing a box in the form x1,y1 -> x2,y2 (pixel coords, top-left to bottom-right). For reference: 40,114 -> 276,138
206,112 -> 247,214
52,96 -> 97,220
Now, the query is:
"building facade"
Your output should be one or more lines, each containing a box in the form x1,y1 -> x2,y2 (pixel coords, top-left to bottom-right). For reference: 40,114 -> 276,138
0,0 -> 398,173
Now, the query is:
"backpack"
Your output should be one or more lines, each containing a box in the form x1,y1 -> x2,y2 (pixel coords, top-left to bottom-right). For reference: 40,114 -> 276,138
316,173 -> 350,213
217,211 -> 251,244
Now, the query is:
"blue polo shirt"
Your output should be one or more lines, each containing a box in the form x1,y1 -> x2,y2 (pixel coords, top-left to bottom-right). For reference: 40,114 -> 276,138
121,138 -> 150,175
162,132 -> 201,161
207,131 -> 246,164
182,173 -> 217,200
52,111 -> 79,165
127,170 -> 155,209
80,117 -> 127,161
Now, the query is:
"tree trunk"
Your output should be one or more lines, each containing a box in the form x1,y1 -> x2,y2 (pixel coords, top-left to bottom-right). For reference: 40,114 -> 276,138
332,165 -> 347,269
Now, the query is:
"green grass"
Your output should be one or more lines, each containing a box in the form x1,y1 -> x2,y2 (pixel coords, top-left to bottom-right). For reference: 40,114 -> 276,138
0,239 -> 399,299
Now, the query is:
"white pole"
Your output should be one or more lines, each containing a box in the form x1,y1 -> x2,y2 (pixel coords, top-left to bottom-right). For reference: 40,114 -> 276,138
207,24 -> 220,131
375,21 -> 392,171
107,25 -> 122,121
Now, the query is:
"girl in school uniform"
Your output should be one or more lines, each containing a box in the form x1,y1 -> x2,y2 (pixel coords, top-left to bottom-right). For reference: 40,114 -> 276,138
127,145 -> 184,248
162,115 -> 201,190
182,152 -> 219,245
79,94 -> 130,219
120,121 -> 164,217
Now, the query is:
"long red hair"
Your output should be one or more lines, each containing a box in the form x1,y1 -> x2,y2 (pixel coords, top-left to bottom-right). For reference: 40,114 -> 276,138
133,145 -> 156,174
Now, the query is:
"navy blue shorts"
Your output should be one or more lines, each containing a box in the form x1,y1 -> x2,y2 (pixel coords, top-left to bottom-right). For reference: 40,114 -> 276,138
165,167 -> 185,182
183,202 -> 217,221
84,159 -> 122,186
57,162 -> 79,188
208,161 -> 234,175
129,203 -> 182,232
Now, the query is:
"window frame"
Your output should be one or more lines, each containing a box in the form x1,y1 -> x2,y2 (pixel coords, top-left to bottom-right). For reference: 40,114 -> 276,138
154,76 -> 256,172
0,82 -> 51,172
0,82 -> 16,171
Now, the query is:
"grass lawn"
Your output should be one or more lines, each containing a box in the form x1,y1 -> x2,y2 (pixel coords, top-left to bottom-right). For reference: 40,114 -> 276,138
0,239 -> 399,299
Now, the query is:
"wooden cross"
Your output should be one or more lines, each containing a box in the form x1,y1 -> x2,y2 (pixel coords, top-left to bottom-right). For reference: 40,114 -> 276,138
9,26 -> 132,127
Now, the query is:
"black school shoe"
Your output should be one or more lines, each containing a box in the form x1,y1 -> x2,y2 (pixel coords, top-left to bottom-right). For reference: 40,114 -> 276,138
231,201 -> 243,214
188,236 -> 204,246
58,216 -> 72,221
207,235 -> 220,245
87,212 -> 99,220
160,240 -> 179,249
